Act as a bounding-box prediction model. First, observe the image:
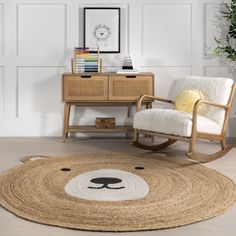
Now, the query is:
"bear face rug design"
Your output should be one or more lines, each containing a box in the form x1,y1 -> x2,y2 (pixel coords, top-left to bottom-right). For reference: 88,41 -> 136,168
0,153 -> 235,232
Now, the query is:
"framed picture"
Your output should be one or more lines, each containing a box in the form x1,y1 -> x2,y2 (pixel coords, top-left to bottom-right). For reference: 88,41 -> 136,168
84,8 -> 120,53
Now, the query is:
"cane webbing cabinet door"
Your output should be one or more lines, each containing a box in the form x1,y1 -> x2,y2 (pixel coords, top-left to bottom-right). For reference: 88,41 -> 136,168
109,75 -> 153,101
62,72 -> 154,141
63,75 -> 108,101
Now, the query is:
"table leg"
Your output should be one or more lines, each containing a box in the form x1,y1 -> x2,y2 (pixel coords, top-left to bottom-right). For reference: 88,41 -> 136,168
62,102 -> 71,142
126,104 -> 132,138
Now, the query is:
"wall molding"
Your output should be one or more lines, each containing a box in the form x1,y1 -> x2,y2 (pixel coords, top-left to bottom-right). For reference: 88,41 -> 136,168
0,4 -> 4,56
0,66 -> 5,118
141,3 -> 192,57
16,3 -> 67,56
16,66 -> 65,118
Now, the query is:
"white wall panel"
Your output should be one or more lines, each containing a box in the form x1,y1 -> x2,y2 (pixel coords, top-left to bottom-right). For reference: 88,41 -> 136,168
0,5 -> 4,55
143,66 -> 192,98
17,67 -> 64,118
17,4 -> 66,56
0,67 -> 4,118
204,66 -> 236,79
205,4 -> 222,55
142,4 -> 191,56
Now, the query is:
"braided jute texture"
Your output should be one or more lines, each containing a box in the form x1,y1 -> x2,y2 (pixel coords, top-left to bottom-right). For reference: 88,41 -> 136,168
0,153 -> 235,232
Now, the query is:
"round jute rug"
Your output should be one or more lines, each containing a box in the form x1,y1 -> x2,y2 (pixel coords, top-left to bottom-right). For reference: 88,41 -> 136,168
0,153 -> 235,232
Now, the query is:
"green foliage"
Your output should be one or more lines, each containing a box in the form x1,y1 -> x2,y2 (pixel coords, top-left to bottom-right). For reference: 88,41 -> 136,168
214,0 -> 236,61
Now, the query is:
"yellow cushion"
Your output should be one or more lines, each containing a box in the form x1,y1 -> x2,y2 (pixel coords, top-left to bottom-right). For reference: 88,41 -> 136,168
175,89 -> 205,113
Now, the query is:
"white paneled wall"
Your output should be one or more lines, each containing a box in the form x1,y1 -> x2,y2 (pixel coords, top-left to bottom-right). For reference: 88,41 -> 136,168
143,67 -> 192,98
0,67 -> 4,118
17,4 -> 67,56
17,67 -> 64,118
0,4 -> 3,56
142,4 -> 192,56
0,0 -> 235,137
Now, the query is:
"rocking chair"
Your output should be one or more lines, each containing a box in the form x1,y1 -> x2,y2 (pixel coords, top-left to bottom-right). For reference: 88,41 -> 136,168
133,76 -> 236,162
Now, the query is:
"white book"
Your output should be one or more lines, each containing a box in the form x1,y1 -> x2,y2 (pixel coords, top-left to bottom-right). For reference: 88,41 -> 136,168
116,69 -> 140,74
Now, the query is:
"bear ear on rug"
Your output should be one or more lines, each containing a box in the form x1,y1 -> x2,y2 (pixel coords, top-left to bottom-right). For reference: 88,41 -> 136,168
20,155 -> 51,163
133,76 -> 236,163
0,153 -> 235,232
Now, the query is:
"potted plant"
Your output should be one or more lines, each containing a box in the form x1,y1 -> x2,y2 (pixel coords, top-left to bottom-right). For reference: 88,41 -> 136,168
214,0 -> 236,61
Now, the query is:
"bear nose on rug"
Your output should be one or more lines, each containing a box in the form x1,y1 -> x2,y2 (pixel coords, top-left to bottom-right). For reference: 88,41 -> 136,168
88,177 -> 125,190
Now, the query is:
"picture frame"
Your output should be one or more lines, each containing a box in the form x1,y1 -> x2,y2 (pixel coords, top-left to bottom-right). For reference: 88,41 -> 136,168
84,8 -> 120,53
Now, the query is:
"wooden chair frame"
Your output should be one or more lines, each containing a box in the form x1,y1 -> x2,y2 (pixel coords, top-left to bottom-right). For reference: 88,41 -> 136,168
133,83 -> 236,162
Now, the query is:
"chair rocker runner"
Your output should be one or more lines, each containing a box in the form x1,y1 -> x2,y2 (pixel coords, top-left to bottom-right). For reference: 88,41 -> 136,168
132,76 -> 236,162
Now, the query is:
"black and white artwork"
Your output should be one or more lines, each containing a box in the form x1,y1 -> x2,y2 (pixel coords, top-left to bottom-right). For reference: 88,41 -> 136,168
84,8 -> 120,53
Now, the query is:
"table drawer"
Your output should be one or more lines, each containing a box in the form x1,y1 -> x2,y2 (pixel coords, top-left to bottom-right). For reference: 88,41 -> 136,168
109,75 -> 154,100
63,75 -> 108,101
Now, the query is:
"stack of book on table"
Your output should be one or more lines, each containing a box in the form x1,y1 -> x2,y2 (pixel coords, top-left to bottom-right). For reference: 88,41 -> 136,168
72,48 -> 99,73
116,69 -> 139,74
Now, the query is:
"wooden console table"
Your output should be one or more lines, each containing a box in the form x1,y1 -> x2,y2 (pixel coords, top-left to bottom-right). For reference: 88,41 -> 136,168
62,72 -> 154,141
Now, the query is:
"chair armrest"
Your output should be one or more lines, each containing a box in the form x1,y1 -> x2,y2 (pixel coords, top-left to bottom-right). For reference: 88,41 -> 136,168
191,99 -> 228,136
136,95 -> 174,112
192,99 -> 228,118
196,100 -> 228,110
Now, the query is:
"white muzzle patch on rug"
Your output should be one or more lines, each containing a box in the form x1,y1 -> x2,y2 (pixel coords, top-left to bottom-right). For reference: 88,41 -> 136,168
65,169 -> 149,201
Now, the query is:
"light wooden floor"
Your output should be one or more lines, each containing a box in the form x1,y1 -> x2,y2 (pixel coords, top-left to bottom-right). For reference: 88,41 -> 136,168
0,137 -> 236,236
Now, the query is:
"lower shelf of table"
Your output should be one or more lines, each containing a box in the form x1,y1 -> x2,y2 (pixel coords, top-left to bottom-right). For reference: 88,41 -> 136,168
68,126 -> 134,133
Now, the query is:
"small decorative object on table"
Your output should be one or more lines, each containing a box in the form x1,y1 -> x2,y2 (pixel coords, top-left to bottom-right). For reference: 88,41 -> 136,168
116,54 -> 139,74
71,47 -> 100,73
122,55 -> 133,70
96,117 -> 116,129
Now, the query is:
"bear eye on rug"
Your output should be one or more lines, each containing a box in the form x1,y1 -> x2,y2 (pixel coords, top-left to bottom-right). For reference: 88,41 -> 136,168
0,153 -> 235,232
